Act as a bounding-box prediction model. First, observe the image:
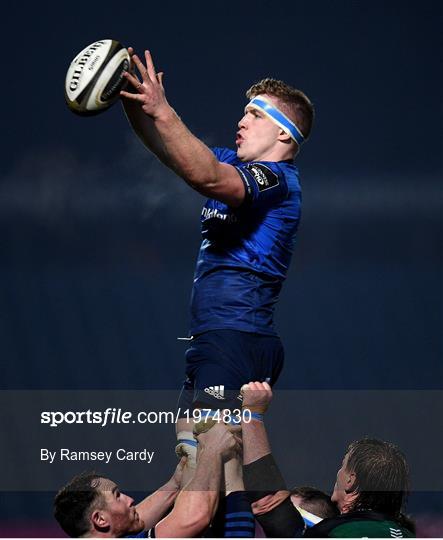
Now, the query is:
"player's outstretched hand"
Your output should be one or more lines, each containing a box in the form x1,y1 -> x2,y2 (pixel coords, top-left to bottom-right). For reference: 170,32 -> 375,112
120,49 -> 169,120
241,381 -> 273,413
196,422 -> 241,462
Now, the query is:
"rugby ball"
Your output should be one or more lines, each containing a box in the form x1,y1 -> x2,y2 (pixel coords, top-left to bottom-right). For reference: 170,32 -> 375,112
65,39 -> 130,116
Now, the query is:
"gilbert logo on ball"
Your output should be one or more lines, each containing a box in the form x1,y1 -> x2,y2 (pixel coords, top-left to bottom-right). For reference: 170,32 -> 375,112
65,39 -> 130,116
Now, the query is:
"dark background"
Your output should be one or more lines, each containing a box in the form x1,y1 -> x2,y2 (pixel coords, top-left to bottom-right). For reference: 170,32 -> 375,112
1,0 -> 442,536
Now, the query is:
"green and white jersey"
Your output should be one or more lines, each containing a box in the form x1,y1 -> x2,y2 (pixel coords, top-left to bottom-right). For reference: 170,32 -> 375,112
305,511 -> 415,538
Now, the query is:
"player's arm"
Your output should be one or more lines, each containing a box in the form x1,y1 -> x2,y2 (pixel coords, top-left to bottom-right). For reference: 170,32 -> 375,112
242,382 -> 304,537
121,97 -> 169,165
120,50 -> 245,207
241,382 -> 284,505
154,423 -> 241,538
134,457 -> 185,530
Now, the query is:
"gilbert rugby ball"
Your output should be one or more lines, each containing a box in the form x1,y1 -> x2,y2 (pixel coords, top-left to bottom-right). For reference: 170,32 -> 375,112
65,39 -> 130,115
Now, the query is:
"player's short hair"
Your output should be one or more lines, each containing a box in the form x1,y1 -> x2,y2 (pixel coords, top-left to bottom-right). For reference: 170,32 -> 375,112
54,471 -> 104,537
246,78 -> 314,141
346,438 -> 410,518
290,486 -> 339,519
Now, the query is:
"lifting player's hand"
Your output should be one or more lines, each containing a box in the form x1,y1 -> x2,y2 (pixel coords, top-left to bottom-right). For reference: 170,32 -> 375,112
241,381 -> 273,413
195,421 -> 242,462
120,49 -> 170,120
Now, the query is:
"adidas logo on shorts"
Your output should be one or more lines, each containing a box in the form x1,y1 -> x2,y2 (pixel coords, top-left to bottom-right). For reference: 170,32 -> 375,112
204,385 -> 225,400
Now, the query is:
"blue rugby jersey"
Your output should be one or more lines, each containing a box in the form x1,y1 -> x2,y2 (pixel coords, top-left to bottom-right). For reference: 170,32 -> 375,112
189,147 -> 302,336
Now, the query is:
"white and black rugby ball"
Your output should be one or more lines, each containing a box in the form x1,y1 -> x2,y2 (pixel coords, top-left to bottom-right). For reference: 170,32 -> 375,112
65,39 -> 130,116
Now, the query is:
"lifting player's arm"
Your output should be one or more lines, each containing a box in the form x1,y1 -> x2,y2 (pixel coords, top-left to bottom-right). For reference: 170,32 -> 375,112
133,457 -> 186,530
154,422 -> 241,538
120,50 -> 245,207
241,382 -> 305,537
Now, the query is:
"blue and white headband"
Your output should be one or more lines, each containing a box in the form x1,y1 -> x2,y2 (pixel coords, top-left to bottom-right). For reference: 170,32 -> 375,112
246,96 -> 305,146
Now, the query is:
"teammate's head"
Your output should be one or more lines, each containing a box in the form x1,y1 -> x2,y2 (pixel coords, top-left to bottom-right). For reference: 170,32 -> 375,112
290,486 -> 339,519
54,472 -> 144,537
331,438 -> 410,518
236,78 -> 314,162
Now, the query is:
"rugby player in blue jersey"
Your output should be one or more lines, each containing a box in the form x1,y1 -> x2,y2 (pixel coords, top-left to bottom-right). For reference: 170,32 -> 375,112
54,422 -> 242,537
120,49 -> 314,469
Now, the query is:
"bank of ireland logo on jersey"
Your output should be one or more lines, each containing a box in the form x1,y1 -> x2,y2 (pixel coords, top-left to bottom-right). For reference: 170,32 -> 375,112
389,528 -> 404,538
204,385 -> 225,400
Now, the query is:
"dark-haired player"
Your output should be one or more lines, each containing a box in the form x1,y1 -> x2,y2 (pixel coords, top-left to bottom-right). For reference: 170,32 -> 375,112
54,422 -> 241,537
120,50 -> 314,469
290,486 -> 339,529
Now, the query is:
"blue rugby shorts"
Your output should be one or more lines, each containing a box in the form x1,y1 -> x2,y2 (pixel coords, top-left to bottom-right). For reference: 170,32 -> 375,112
177,329 -> 284,414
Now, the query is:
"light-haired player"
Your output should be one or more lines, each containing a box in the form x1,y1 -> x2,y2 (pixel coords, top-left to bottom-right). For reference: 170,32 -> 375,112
120,49 -> 314,477
240,382 -> 415,538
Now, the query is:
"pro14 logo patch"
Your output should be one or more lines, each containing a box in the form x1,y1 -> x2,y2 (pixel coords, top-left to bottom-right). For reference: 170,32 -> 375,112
245,163 -> 279,192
